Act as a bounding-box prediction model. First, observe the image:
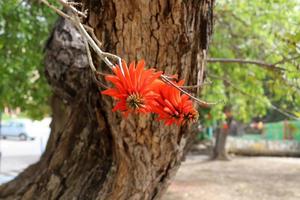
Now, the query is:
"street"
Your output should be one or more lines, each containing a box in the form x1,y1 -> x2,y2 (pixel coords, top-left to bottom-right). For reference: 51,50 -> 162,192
0,138 -> 47,184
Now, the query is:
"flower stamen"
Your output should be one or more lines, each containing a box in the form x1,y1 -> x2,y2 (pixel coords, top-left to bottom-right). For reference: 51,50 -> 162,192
126,93 -> 144,110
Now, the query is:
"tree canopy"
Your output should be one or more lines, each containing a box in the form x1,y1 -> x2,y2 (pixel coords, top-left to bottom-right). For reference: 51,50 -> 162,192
0,0 -> 57,118
203,0 -> 300,122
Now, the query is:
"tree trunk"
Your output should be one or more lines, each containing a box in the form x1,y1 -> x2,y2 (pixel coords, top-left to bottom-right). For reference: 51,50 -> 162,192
0,1 -> 214,199
212,127 -> 229,160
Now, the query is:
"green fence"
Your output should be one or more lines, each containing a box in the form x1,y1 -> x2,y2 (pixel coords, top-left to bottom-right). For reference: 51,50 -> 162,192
264,120 -> 300,141
199,120 -> 300,141
241,120 -> 300,141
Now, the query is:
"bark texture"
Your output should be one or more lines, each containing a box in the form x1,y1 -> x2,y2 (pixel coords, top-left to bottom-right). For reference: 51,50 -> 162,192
0,1 -> 214,199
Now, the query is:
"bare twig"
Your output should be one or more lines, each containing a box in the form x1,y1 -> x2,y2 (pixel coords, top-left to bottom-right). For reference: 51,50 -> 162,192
41,0 -> 125,75
207,58 -> 287,72
95,71 -> 110,77
207,57 -> 300,74
57,0 -> 87,18
40,0 -> 73,21
76,22 -> 115,68
198,50 -> 206,85
208,57 -> 300,92
85,28 -> 102,47
66,2 -> 82,7
270,105 -> 299,120
161,75 -> 221,106
196,50 -> 206,96
82,39 -> 96,73
80,23 -> 108,89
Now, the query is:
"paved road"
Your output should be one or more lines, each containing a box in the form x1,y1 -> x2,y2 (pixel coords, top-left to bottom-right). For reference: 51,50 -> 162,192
0,138 -> 47,184
164,155 -> 300,200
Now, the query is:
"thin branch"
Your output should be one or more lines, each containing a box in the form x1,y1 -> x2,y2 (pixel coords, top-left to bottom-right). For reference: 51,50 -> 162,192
41,0 -> 125,75
76,20 -> 115,69
95,71 -> 110,77
207,58 -> 287,72
207,56 -> 300,74
78,21 -> 125,75
85,27 -> 102,47
270,105 -> 299,120
162,75 -> 178,80
197,50 -> 206,96
208,73 -> 300,120
273,55 -> 300,66
40,0 -> 73,21
82,38 -> 96,73
80,28 -> 108,89
57,0 -> 87,18
161,75 -> 221,106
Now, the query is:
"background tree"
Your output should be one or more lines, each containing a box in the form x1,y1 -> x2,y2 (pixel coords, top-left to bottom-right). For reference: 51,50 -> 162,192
202,0 -> 300,159
0,0 -> 214,199
205,0 -> 300,122
0,0 -> 57,118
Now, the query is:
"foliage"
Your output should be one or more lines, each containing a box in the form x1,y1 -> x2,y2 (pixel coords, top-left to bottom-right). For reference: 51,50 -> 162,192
0,0 -> 57,119
203,0 -> 300,122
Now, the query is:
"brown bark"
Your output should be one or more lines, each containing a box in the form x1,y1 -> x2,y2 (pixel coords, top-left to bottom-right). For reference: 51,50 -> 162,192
0,1 -> 214,199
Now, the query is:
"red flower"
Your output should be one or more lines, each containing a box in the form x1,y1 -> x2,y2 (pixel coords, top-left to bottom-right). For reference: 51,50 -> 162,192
152,79 -> 198,125
101,60 -> 162,116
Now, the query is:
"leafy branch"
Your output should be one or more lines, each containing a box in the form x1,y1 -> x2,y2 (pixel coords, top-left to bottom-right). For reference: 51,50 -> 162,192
208,73 -> 299,120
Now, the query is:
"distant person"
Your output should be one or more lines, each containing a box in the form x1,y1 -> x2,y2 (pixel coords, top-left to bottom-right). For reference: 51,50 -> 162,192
257,121 -> 264,134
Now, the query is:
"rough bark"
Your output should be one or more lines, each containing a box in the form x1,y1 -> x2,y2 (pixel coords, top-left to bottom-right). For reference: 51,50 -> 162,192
0,1 -> 214,199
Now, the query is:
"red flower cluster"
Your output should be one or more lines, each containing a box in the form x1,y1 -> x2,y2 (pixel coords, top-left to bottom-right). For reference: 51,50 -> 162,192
101,60 -> 198,126
151,79 -> 198,125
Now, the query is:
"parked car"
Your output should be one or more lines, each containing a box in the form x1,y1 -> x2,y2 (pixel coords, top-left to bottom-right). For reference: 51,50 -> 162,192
0,119 -> 36,140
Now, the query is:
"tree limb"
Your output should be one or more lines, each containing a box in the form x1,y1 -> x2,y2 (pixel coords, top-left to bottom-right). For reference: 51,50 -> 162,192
206,58 -> 287,72
208,73 -> 300,120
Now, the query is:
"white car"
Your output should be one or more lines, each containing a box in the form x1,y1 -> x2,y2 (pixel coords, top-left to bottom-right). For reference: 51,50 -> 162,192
0,119 -> 36,140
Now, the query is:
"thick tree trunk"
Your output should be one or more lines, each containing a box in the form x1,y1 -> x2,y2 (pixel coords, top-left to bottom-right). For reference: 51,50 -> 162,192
0,1 -> 213,199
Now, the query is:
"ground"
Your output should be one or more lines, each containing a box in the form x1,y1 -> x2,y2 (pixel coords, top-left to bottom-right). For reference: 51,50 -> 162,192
163,155 -> 300,200
1,140 -> 300,200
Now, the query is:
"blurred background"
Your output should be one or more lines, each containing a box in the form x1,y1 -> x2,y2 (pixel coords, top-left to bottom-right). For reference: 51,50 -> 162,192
0,0 -> 300,199
0,111 -> 50,184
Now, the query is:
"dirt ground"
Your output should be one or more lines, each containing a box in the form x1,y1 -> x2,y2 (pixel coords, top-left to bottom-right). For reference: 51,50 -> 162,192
163,155 -> 300,200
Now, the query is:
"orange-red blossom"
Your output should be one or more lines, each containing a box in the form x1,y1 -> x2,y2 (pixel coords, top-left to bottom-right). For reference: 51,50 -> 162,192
101,60 -> 198,125
151,79 -> 198,126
